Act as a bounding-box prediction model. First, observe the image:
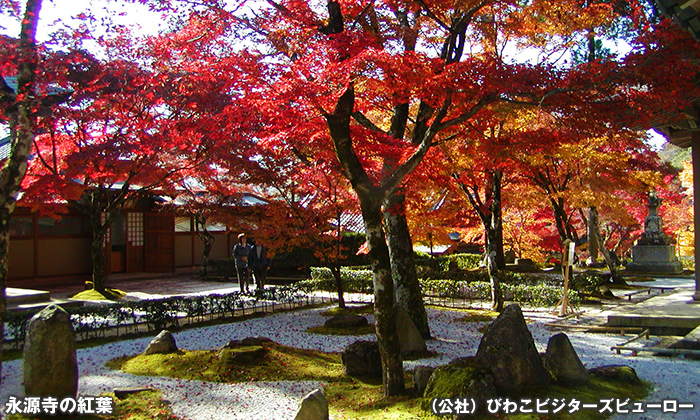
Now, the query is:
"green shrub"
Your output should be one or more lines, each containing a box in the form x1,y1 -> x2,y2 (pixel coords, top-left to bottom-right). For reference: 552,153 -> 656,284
419,278 -> 580,308
307,267 -> 374,293
2,284 -> 310,348
570,274 -> 611,293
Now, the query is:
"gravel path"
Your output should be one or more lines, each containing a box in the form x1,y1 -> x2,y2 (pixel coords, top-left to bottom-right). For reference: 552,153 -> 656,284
2,305 -> 698,419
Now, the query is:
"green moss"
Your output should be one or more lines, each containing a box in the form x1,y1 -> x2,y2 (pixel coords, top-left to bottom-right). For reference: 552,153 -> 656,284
8,390 -> 181,420
423,362 -> 492,403
70,288 -> 126,301
453,309 -> 499,323
306,324 -> 376,336
109,342 -> 343,383
108,341 -> 648,420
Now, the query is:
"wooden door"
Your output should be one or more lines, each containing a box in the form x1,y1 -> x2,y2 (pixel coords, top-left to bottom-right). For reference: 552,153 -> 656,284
126,212 -> 145,272
145,213 -> 174,272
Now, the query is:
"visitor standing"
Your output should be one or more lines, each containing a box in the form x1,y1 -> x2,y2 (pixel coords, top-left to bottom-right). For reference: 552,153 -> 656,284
248,238 -> 269,290
232,233 -> 251,293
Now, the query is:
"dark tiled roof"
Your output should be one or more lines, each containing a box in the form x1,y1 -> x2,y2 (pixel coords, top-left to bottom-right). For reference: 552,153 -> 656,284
656,0 -> 700,40
652,1 -> 700,148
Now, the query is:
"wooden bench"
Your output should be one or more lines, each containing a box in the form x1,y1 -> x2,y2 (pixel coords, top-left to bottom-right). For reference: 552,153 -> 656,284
624,286 -> 676,300
624,288 -> 650,300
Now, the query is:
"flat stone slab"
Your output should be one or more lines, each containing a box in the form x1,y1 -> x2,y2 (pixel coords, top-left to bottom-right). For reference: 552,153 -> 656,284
684,325 -> 700,343
607,288 -> 700,332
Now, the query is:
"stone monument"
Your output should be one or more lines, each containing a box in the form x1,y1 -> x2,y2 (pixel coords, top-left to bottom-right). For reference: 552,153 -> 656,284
626,191 -> 683,274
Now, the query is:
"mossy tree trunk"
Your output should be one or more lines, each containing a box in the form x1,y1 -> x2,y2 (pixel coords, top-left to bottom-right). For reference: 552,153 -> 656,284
325,86 -> 405,396
383,193 -> 431,339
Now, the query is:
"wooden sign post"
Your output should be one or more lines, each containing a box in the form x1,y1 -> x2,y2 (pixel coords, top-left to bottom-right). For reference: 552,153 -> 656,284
555,240 -> 576,316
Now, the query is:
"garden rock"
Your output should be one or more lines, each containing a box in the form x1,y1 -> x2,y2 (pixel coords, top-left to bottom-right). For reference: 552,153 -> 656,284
293,389 -> 329,420
114,387 -> 155,399
23,304 -> 78,399
413,365 -> 436,396
223,336 -> 273,349
395,306 -> 427,355
218,346 -> 269,365
544,333 -> 589,385
588,365 -> 642,385
144,330 -> 178,355
423,357 -> 496,414
324,315 -> 369,328
341,340 -> 382,377
475,304 -> 550,394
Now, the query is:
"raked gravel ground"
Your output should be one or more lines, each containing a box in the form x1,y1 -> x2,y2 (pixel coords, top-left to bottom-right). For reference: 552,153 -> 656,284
2,305 -> 699,420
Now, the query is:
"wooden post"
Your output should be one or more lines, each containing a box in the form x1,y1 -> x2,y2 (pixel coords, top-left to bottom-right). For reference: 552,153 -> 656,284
555,240 -> 575,316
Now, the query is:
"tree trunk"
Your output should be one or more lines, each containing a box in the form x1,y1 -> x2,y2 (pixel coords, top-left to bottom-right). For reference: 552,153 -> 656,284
332,212 -> 345,308
486,251 -> 503,312
488,170 -> 505,270
486,170 -> 504,311
361,196 -> 405,396
325,85 -> 404,396
383,193 -> 431,339
587,206 -> 599,265
551,197 -> 572,242
590,208 -> 624,284
0,0 -> 44,388
330,265 -> 346,308
457,171 -> 505,271
89,211 -> 110,293
196,218 -> 215,277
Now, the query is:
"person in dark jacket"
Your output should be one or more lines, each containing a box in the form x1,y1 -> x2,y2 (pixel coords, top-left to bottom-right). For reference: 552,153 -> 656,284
248,237 -> 269,290
232,233 -> 251,293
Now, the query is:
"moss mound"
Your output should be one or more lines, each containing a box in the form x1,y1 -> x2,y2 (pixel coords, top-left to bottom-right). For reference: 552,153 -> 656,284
454,309 -> 499,323
8,390 -> 181,420
70,288 -> 126,301
320,304 -> 374,317
108,342 -> 342,383
306,324 -> 376,336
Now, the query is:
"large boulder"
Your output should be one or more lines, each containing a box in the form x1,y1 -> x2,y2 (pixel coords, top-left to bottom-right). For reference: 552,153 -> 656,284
324,315 -> 369,328
341,340 -> 382,377
293,389 -> 329,420
144,330 -> 178,355
423,357 -> 497,415
475,304 -> 550,394
395,306 -> 427,355
23,304 -> 78,399
544,333 -> 589,385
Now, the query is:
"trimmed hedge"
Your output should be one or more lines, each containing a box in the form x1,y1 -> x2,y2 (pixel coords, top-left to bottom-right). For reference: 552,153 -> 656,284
304,267 -> 374,294
305,266 -> 580,308
415,253 -> 483,271
420,278 -> 581,308
3,286 -> 308,350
